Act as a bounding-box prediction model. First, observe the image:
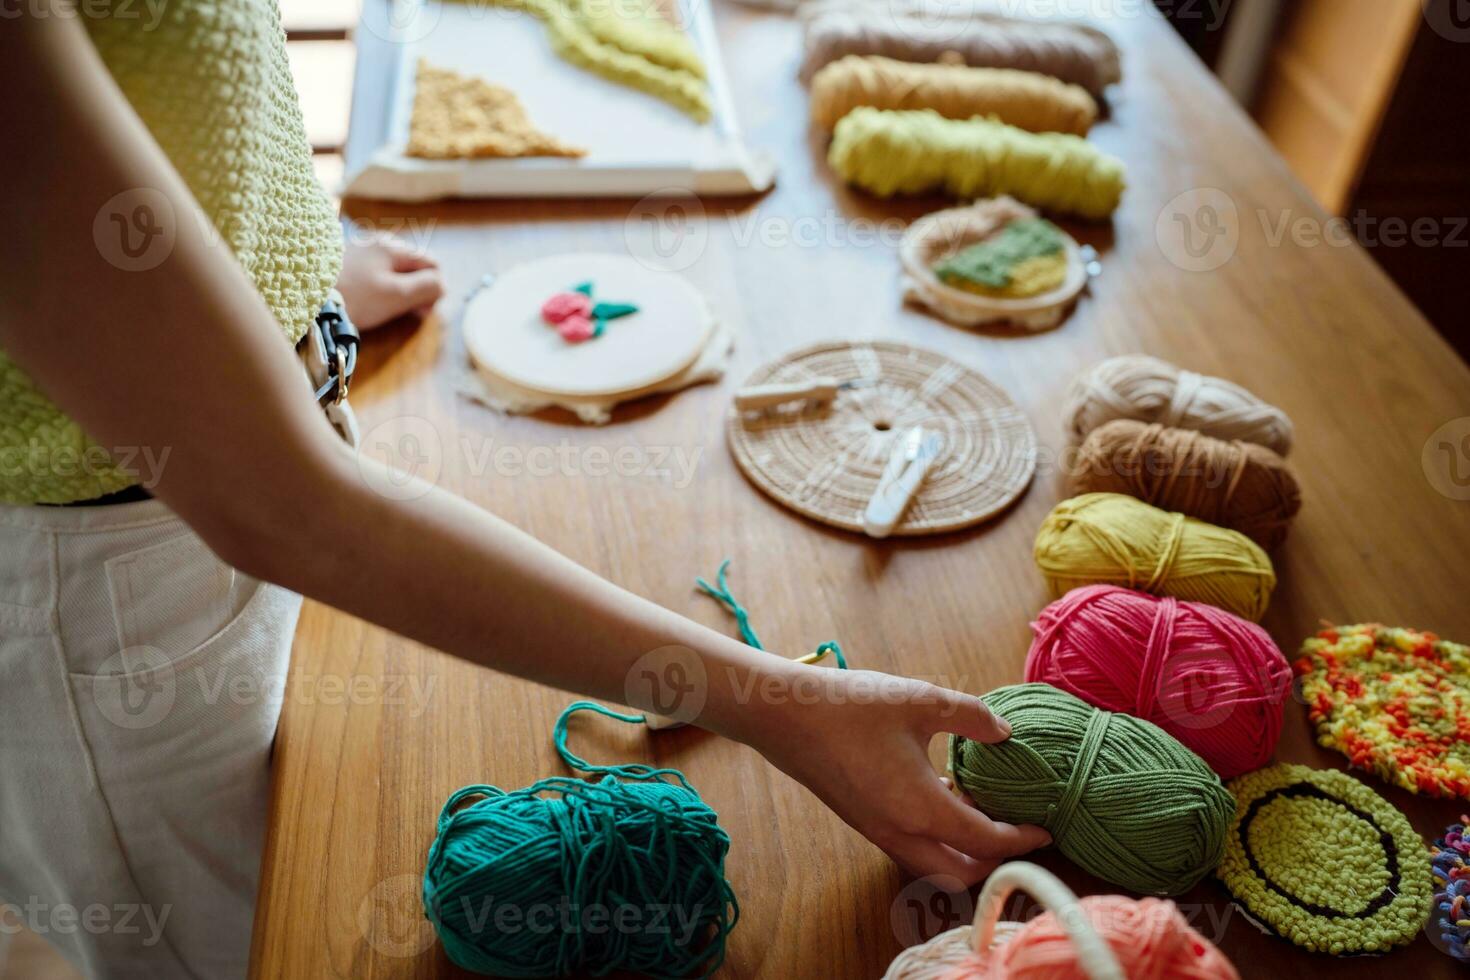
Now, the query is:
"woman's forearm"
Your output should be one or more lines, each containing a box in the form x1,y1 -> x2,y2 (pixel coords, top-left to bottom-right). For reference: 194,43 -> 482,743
241,443 -> 809,744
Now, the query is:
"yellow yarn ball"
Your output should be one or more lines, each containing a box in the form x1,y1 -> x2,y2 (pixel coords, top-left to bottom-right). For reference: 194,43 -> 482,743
1034,493 -> 1276,622
828,108 -> 1125,219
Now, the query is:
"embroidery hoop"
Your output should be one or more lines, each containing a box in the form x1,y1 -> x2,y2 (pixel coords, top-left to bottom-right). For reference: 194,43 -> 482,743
900,197 -> 1091,332
464,252 -> 716,399
726,341 -> 1036,535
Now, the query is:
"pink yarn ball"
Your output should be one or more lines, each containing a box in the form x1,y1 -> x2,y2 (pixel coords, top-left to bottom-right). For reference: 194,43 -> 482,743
541,291 -> 593,324
942,895 -> 1239,980
1024,585 -> 1290,778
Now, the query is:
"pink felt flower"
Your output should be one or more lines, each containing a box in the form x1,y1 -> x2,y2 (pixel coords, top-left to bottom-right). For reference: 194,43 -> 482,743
541,291 -> 593,324
557,314 -> 596,343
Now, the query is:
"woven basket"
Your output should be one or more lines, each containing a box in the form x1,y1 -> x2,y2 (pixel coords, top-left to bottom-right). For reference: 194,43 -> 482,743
727,341 -> 1036,536
882,862 -> 1125,980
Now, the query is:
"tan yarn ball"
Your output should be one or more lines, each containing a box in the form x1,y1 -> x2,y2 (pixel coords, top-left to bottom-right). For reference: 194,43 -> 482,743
797,4 -> 1122,95
1063,355 -> 1294,456
809,55 -> 1097,135
1069,420 -> 1302,550
1034,492 -> 1277,622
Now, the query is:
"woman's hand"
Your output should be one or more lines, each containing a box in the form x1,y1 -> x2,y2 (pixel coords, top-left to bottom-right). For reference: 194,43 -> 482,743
742,666 -> 1051,885
335,231 -> 445,330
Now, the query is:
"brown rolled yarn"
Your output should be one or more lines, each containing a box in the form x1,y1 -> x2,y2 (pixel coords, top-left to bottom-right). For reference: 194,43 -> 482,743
809,55 -> 1097,134
797,6 -> 1122,95
1069,420 -> 1301,550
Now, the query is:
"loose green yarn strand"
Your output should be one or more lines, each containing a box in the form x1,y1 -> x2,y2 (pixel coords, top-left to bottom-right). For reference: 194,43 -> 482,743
695,559 -> 764,650
553,700 -> 696,789
696,559 -> 848,668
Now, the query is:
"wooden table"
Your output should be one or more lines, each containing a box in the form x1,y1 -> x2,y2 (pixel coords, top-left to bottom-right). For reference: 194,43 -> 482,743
251,3 -> 1470,977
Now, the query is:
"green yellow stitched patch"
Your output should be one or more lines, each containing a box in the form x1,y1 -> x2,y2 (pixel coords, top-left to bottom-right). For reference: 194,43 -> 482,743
1294,623 -> 1470,798
1217,764 -> 1430,955
933,217 -> 1068,298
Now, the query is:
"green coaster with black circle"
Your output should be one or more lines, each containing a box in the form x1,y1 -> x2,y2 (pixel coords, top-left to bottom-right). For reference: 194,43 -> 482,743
1217,763 -> 1431,955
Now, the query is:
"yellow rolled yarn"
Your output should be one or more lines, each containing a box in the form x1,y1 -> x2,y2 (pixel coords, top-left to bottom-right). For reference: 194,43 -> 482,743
809,55 -> 1097,135
1034,493 -> 1276,622
828,108 -> 1124,219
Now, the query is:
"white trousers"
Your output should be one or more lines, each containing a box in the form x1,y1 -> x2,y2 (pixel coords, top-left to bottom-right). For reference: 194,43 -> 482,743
0,497 -> 300,979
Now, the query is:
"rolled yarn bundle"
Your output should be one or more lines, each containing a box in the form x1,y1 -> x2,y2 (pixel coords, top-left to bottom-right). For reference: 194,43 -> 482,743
1064,355 -> 1294,456
809,55 -> 1097,134
798,5 -> 1122,95
828,108 -> 1125,219
949,683 -> 1234,895
1025,585 -> 1292,778
1033,493 -> 1276,622
422,703 -> 738,976
1070,420 -> 1302,550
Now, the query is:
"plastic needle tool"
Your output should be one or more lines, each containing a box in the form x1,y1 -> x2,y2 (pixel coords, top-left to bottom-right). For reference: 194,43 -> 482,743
734,376 -> 874,410
863,426 -> 944,538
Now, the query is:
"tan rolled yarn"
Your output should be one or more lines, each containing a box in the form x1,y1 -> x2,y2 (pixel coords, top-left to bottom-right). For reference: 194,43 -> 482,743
798,6 -> 1122,95
1069,420 -> 1302,550
809,55 -> 1097,134
1063,355 -> 1294,456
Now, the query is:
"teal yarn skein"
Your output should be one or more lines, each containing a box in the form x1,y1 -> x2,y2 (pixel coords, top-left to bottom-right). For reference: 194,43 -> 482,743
422,702 -> 739,978
948,683 -> 1234,896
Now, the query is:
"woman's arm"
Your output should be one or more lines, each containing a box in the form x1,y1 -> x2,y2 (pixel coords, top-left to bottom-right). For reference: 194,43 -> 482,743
1,8 -> 1047,883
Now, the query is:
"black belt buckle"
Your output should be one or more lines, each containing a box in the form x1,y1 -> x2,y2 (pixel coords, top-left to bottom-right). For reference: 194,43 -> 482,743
311,294 -> 360,406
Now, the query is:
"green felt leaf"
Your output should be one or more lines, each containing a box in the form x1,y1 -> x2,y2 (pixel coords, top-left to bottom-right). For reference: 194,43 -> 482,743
573,281 -> 594,296
592,318 -> 607,338
592,302 -> 639,320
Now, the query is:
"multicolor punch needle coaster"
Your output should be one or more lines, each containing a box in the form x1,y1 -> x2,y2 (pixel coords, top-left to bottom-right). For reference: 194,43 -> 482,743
1431,816 -> 1470,962
1217,764 -> 1431,955
1294,623 -> 1470,798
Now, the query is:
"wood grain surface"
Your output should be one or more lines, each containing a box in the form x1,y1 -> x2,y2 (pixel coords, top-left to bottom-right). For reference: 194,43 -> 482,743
251,3 -> 1470,977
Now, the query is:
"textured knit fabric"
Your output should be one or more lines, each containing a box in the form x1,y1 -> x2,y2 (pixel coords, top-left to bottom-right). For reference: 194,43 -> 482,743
0,0 -> 343,504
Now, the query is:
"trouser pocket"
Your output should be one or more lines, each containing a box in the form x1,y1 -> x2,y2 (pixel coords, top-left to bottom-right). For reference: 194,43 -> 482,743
66,536 -> 301,979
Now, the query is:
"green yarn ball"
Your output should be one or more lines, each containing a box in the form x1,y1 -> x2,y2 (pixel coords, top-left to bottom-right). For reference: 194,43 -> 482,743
423,777 -> 737,979
948,683 -> 1234,896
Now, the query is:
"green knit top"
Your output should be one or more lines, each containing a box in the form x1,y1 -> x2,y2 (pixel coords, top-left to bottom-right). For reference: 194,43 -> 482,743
0,0 -> 343,504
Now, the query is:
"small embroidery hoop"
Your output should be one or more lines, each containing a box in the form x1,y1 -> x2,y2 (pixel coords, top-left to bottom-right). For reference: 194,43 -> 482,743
900,197 -> 1092,332
881,862 -> 1125,980
727,341 -> 1036,536
465,252 -> 716,399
